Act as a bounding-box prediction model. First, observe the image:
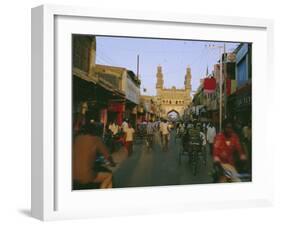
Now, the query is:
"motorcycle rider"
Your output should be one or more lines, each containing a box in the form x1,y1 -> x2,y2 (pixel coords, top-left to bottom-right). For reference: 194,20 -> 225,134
213,119 -> 247,182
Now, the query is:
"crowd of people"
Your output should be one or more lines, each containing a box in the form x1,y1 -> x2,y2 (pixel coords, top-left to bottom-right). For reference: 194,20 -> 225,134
176,118 -> 251,181
72,115 -> 252,190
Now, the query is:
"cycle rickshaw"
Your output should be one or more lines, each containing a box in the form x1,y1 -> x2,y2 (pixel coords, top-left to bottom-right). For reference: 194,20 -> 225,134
178,127 -> 207,175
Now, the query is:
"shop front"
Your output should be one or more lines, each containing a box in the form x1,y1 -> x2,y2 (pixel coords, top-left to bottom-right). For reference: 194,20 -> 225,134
124,71 -> 140,128
73,75 -> 126,132
227,83 -> 251,125
108,101 -> 125,126
124,101 -> 137,127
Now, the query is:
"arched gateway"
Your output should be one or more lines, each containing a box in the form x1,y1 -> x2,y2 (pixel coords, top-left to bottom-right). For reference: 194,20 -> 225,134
155,66 -> 192,119
167,109 -> 180,120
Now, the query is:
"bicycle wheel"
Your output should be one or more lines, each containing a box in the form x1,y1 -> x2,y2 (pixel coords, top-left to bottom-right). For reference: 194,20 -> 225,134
202,147 -> 207,166
189,145 -> 199,176
192,150 -> 198,176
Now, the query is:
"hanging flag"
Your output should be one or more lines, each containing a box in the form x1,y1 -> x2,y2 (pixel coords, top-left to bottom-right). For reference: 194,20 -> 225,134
204,77 -> 216,93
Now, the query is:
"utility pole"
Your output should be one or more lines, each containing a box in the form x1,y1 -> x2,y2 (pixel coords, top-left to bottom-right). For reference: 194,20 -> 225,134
136,54 -> 140,129
219,47 -> 223,132
208,44 -> 224,132
137,54 -> 140,78
223,43 -> 227,120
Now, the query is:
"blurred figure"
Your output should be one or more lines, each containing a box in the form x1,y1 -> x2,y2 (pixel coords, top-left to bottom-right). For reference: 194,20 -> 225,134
124,122 -> 135,157
198,123 -> 207,165
176,122 -> 185,138
160,119 -> 170,151
242,121 -> 252,173
206,122 -> 216,155
213,120 -> 246,165
213,119 -> 247,182
146,120 -> 155,150
73,123 -> 115,189
121,118 -> 129,132
242,121 -> 251,143
107,120 -> 121,153
109,120 -> 119,136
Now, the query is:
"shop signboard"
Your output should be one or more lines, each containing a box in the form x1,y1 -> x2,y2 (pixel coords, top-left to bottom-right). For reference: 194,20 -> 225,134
108,102 -> 125,112
235,91 -> 251,109
125,76 -> 140,104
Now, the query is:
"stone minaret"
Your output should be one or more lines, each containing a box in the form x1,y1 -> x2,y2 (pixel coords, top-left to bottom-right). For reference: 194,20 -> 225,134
156,65 -> 164,95
184,66 -> 191,91
184,66 -> 192,103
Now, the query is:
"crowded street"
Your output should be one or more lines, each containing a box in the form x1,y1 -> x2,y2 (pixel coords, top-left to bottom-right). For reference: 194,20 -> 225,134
112,129 -> 213,188
72,34 -> 252,190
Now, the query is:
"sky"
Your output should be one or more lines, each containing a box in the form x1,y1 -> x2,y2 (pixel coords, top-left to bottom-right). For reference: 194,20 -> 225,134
95,36 -> 240,96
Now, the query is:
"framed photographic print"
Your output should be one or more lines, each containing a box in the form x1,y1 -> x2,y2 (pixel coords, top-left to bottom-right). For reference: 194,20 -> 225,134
31,4 -> 274,221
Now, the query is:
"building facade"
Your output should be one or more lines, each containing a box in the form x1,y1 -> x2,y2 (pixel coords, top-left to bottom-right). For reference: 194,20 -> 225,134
155,66 -> 192,118
227,43 -> 252,125
72,34 -> 141,133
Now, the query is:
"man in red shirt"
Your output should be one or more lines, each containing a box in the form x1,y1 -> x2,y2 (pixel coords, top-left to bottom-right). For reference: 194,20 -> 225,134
212,120 -> 247,182
213,120 -> 247,167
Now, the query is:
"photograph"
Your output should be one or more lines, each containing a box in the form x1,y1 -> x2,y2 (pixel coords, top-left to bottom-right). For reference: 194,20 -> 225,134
71,34 -> 252,190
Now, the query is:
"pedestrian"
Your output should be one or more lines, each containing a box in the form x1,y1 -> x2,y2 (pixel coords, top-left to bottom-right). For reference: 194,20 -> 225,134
124,122 -> 135,157
242,121 -> 251,143
109,120 -> 119,136
121,118 -> 129,132
72,123 -> 116,189
159,119 -> 170,151
200,127 -> 207,164
206,121 -> 216,155
242,121 -> 252,173
146,120 -> 155,150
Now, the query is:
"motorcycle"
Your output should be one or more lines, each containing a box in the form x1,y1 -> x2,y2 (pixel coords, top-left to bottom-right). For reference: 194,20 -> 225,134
212,162 -> 251,183
73,154 -> 116,190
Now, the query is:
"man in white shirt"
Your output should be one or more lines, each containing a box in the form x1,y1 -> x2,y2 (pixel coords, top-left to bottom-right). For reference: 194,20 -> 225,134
121,119 -> 129,132
108,121 -> 119,135
160,119 -> 170,151
206,122 -> 216,155
124,122 -> 135,157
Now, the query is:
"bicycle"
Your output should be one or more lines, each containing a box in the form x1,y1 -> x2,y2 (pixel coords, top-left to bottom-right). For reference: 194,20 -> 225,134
188,142 -> 202,175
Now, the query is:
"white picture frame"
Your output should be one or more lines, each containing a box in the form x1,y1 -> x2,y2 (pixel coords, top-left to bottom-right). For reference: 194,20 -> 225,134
31,4 -> 274,221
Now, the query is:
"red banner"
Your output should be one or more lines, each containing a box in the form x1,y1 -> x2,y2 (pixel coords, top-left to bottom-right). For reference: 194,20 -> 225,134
204,77 -> 216,93
108,102 -> 125,112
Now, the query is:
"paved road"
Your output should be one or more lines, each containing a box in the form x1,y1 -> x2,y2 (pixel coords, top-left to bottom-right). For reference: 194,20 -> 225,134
112,130 -> 214,188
